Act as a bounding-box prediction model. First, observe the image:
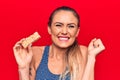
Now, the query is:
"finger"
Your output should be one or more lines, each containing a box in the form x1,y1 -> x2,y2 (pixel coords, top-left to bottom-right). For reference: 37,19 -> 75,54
93,39 -> 101,48
13,38 -> 26,49
92,38 -> 97,42
88,38 -> 97,49
27,44 -> 33,57
97,39 -> 105,50
28,44 -> 32,53
13,38 -> 26,55
94,39 -> 105,50
16,38 -> 26,45
13,43 -> 22,54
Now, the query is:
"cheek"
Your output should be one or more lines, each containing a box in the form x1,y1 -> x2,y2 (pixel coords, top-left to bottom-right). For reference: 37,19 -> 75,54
50,27 -> 60,35
69,29 -> 78,37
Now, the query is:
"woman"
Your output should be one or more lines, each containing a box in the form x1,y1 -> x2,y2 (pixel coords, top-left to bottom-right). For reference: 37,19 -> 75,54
13,6 -> 105,80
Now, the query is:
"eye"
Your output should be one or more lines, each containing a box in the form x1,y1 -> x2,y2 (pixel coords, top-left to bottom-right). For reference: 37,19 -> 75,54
55,24 -> 62,27
68,25 -> 75,28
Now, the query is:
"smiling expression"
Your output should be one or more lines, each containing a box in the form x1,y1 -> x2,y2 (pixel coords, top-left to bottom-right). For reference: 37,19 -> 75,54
48,10 -> 80,48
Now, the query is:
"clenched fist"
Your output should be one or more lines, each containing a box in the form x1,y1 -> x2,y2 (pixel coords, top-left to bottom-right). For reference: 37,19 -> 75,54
88,38 -> 105,57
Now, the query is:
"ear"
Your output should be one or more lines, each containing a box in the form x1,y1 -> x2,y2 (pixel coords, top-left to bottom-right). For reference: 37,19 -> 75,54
76,28 -> 80,37
48,26 -> 51,35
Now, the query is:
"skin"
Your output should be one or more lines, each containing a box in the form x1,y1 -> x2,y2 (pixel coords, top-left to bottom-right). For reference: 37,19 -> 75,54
48,10 -> 80,48
13,10 -> 105,80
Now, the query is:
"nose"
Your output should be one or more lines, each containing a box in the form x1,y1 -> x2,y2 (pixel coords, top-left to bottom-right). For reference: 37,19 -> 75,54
61,26 -> 68,35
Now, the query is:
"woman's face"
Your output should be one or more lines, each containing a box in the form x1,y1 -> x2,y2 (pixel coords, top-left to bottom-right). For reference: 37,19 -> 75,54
48,10 -> 80,48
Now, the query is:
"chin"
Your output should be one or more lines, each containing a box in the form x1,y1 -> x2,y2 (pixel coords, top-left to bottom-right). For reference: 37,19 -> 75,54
55,43 -> 73,49
58,45 -> 69,49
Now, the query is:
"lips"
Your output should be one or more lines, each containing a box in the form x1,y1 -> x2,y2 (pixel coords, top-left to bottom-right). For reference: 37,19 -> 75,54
58,36 -> 70,41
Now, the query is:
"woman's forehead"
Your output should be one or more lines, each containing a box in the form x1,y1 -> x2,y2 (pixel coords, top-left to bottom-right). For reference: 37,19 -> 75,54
53,10 -> 75,18
52,10 -> 78,24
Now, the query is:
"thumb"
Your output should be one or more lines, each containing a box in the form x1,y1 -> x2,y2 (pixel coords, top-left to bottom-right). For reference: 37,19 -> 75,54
28,44 -> 33,56
88,38 -> 97,50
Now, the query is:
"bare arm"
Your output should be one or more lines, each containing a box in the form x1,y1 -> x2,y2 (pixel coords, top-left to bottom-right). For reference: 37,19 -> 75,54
18,60 -> 36,80
82,55 -> 96,80
18,66 -> 30,80
82,38 -> 105,80
79,46 -> 95,80
13,39 -> 37,80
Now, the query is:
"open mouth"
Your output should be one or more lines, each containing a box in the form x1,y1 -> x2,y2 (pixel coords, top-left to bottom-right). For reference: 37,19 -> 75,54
58,36 -> 70,41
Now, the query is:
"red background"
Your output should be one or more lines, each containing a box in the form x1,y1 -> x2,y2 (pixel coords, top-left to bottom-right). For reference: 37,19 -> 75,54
0,0 -> 120,80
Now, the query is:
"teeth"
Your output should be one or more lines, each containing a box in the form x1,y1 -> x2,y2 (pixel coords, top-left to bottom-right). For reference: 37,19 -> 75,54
59,37 -> 68,41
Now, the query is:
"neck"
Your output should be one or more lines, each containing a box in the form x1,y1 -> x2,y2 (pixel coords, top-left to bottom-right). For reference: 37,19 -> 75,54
49,44 -> 67,60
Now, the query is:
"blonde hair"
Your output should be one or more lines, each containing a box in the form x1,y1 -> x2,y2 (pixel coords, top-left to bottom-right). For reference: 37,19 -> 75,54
59,40 -> 83,80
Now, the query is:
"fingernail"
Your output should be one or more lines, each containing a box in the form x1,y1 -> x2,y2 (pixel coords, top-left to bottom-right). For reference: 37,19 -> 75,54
30,44 -> 32,47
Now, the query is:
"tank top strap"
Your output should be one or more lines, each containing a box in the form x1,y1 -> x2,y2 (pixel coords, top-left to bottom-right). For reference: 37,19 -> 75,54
41,46 -> 49,64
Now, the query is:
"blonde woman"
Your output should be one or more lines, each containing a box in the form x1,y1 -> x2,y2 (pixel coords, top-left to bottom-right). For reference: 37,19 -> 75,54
13,6 -> 105,80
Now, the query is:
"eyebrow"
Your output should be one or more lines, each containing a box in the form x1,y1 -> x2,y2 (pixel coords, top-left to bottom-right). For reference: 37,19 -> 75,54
67,23 -> 77,26
54,22 -> 63,25
54,22 -> 77,26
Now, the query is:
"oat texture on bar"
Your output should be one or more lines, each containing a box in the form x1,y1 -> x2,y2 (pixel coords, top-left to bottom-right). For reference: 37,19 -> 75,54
22,32 -> 40,48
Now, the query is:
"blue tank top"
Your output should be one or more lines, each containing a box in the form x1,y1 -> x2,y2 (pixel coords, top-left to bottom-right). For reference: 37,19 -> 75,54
35,46 -> 70,80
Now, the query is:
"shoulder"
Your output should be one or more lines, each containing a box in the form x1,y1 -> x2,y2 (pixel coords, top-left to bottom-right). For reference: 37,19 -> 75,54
79,45 -> 88,62
79,45 -> 88,55
31,46 -> 46,69
32,46 -> 45,57
32,46 -> 45,60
